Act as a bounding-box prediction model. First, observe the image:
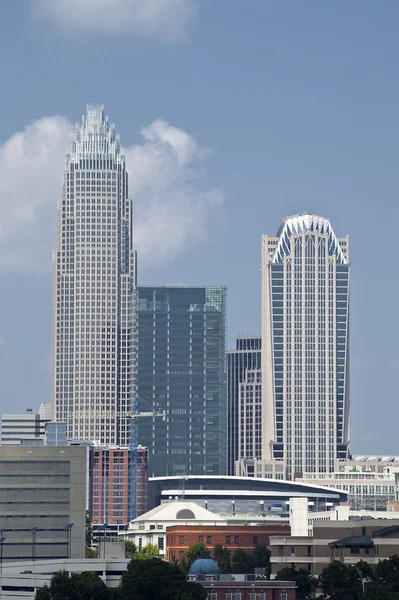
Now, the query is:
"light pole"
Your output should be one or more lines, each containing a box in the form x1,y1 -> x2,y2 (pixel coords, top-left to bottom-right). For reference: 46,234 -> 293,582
0,536 -> 5,574
352,564 -> 366,594
31,527 -> 38,563
64,523 -> 74,559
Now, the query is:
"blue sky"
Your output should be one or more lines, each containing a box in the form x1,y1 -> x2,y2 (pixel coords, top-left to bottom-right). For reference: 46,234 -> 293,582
0,0 -> 398,454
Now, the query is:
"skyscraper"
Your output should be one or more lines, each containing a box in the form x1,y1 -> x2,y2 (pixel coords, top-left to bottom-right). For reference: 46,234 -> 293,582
136,285 -> 227,477
53,104 -> 136,446
261,213 -> 350,479
227,336 -> 261,475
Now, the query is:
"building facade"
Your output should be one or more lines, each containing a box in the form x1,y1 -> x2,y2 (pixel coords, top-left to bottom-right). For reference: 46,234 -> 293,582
261,213 -> 350,480
270,518 -> 399,577
298,455 -> 399,511
0,445 -> 86,561
136,285 -> 227,477
89,445 -> 149,526
1,404 -> 52,445
148,475 -> 348,518
53,104 -> 136,446
227,337 -> 261,475
238,370 -> 262,464
188,576 -> 296,600
166,523 -> 290,562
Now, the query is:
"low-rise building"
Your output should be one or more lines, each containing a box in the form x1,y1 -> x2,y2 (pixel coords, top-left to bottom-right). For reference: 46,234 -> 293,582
188,558 -> 296,600
297,456 -> 399,511
270,518 -> 399,577
122,501 -> 226,557
166,523 -> 290,562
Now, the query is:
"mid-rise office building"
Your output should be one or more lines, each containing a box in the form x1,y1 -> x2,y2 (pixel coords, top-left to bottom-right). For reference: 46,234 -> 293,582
227,336 -> 261,475
261,213 -> 350,479
53,104 -> 136,446
136,285 -> 227,477
1,404 -> 52,445
0,445 -> 86,561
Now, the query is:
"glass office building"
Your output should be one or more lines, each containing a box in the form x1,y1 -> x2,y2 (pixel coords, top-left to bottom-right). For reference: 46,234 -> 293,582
136,286 -> 227,477
52,104 -> 136,445
227,336 -> 261,475
262,214 -> 350,479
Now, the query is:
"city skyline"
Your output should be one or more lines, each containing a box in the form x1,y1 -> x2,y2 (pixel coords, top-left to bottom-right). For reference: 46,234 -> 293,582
1,1 -> 399,454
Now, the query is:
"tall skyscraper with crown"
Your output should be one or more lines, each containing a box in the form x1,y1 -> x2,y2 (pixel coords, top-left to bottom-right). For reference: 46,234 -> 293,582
261,213 -> 350,479
52,104 -> 136,445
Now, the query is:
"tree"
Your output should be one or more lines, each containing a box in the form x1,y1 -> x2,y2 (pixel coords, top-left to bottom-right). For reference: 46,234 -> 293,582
275,566 -> 313,600
231,549 -> 254,574
253,544 -> 271,578
185,542 -> 211,568
125,540 -> 137,558
135,543 -> 160,559
374,555 -> 399,593
35,570 -> 112,600
213,544 -> 231,573
119,557 -> 206,600
318,561 -> 363,600
85,511 -> 93,548
85,546 -> 98,559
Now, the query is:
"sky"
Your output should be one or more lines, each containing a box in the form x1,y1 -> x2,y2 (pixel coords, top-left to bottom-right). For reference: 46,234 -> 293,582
0,0 -> 398,454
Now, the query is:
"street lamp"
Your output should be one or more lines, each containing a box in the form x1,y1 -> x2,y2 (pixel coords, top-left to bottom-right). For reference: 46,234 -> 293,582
64,524 -> 74,560
352,564 -> 366,594
31,528 -> 39,563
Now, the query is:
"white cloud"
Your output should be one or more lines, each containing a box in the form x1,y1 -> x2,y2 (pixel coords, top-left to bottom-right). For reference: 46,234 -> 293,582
34,0 -> 197,40
0,115 -> 224,272
126,119 -> 224,265
0,116 -> 71,271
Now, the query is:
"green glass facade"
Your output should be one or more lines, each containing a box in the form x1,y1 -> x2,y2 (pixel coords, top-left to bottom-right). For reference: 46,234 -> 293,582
136,286 -> 227,477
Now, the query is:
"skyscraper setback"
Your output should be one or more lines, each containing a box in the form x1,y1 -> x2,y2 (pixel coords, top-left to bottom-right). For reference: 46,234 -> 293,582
53,104 -> 136,446
261,214 -> 350,479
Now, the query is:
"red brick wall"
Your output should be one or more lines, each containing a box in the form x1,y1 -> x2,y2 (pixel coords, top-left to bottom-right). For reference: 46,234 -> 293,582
193,579 -> 296,599
166,524 -> 290,561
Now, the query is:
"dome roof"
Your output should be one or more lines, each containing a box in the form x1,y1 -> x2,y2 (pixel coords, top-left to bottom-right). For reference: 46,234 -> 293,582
189,558 -> 220,575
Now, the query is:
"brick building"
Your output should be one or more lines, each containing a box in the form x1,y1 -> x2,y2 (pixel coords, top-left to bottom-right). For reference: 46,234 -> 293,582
166,524 -> 290,561
189,575 -> 296,600
90,445 -> 149,526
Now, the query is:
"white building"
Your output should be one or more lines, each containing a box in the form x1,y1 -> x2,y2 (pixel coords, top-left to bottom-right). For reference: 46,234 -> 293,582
1,403 -> 52,445
121,501 -> 226,557
260,214 -> 350,480
52,104 -> 136,446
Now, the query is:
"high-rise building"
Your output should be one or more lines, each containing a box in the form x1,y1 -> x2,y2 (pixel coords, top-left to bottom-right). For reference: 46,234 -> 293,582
227,336 -> 261,475
1,404 -> 52,445
136,285 -> 227,477
261,213 -> 350,479
53,104 -> 136,446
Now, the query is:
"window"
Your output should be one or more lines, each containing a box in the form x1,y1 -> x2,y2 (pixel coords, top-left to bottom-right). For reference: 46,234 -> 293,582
158,537 -> 164,550
253,536 -> 259,545
250,593 -> 256,600
290,545 -> 295,556
234,535 -> 239,544
207,536 -> 212,544
281,593 -> 288,600
138,538 -> 142,550
226,535 -> 231,544
210,593 -> 217,600
179,536 -> 184,544
236,593 -> 242,600
351,546 -> 360,554
307,545 -> 312,557
259,594 -> 265,600
226,594 -> 232,600
198,536 -> 203,543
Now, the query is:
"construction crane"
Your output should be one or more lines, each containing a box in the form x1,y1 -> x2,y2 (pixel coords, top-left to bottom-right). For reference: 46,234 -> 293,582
128,395 -> 165,521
